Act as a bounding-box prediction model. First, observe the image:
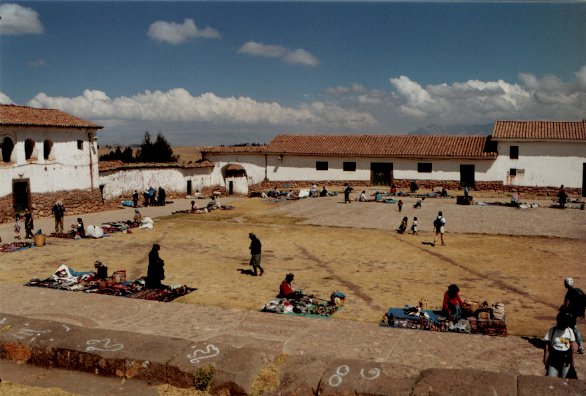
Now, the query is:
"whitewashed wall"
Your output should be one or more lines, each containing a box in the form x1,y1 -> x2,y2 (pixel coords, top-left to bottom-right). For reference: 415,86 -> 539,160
99,167 -> 213,199
0,126 -> 99,197
225,176 -> 249,195
490,141 -> 586,187
204,153 -> 267,185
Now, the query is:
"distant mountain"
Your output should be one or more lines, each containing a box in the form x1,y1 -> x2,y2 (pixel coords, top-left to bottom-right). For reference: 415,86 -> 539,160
408,124 -> 492,136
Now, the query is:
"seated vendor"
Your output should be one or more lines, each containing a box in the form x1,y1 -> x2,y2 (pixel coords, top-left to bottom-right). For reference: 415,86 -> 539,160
133,209 -> 142,226
397,216 -> 408,234
75,218 -> 85,238
359,191 -> 367,202
443,284 -> 464,321
278,273 -> 303,299
375,191 -> 383,202
320,186 -> 329,197
190,200 -> 198,213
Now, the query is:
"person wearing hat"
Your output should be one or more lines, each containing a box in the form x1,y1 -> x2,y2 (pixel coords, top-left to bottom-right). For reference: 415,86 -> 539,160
248,233 -> 264,276
133,208 -> 143,226
278,273 -> 303,299
560,277 -> 584,354
146,244 -> 167,289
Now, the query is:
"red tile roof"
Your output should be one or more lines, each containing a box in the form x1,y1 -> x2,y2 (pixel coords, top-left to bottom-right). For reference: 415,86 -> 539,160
99,160 -> 214,172
0,104 -> 102,129
263,134 -> 497,159
200,145 -> 267,154
492,121 -> 586,141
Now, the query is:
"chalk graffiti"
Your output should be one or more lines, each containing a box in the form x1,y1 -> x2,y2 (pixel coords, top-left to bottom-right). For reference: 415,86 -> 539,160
62,324 -> 71,333
187,344 -> 220,364
360,368 -> 381,380
86,338 -> 124,352
328,365 -> 350,387
0,317 -> 6,324
328,365 -> 381,387
13,328 -> 51,342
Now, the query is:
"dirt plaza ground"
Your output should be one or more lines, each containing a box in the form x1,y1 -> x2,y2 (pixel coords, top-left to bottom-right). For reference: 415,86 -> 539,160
1,189 -> 585,337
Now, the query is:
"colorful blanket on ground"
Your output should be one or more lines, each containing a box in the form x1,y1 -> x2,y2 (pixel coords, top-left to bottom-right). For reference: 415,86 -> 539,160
260,296 -> 342,318
25,264 -> 195,302
0,242 -> 34,253
380,307 -> 507,336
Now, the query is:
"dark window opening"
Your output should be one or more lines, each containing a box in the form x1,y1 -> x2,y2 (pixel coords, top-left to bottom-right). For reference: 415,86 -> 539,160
418,162 -> 432,173
510,146 -> 519,159
343,162 -> 356,172
1,137 -> 14,162
77,140 -> 84,150
43,140 -> 54,160
25,139 -> 36,160
510,168 -> 517,176
316,161 -> 328,171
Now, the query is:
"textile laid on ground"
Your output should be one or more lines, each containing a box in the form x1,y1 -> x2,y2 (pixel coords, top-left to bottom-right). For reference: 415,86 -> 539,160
380,306 -> 507,337
260,295 -> 344,318
25,264 -> 196,302
0,242 -> 34,253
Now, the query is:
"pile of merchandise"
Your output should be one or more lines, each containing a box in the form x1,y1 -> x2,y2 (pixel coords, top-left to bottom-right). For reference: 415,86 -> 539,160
25,263 -> 195,302
0,242 -> 34,253
261,292 -> 345,318
380,301 -> 507,337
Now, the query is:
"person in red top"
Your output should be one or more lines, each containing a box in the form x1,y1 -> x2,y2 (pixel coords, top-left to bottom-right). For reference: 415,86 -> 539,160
443,284 -> 464,321
278,273 -> 303,299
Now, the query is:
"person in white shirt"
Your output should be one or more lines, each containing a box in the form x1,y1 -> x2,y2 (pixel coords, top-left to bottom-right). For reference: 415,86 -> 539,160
544,312 -> 576,378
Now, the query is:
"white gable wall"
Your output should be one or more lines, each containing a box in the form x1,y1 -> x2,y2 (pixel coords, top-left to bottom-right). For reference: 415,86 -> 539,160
205,153 -> 267,185
0,126 -> 99,197
492,141 -> 586,188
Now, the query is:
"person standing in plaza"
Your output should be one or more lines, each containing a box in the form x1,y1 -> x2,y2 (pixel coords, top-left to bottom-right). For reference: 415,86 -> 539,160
344,183 -> 353,204
51,200 -> 65,233
544,312 -> 576,378
249,233 -> 264,276
432,211 -> 446,246
14,214 -> 22,240
560,277 -> 584,354
24,208 -> 34,239
132,190 -> 139,208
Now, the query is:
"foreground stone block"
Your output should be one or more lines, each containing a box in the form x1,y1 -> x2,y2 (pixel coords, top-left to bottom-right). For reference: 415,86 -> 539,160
266,355 -> 329,396
317,359 -> 418,396
517,375 -> 586,396
411,368 -> 517,396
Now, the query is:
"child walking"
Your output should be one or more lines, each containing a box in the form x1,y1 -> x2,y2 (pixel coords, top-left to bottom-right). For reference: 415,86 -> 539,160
411,217 -> 418,234
14,214 -> 22,240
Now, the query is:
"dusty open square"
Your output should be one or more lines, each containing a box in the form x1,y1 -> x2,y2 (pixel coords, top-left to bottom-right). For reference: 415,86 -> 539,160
1,190 -> 585,337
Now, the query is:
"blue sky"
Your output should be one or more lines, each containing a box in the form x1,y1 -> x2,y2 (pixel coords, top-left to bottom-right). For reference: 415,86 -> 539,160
1,1 -> 585,146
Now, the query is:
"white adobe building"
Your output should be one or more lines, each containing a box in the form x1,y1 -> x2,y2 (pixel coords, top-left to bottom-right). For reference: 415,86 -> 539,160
0,104 -> 102,217
201,121 -> 586,196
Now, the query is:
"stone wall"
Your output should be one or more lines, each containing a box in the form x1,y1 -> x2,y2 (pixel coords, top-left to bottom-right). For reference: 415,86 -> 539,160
250,179 -> 582,197
0,189 -> 113,224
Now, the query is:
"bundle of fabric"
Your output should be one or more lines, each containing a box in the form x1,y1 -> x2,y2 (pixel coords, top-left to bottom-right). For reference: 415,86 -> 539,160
101,222 -> 129,234
0,242 -> 34,253
49,232 -> 76,239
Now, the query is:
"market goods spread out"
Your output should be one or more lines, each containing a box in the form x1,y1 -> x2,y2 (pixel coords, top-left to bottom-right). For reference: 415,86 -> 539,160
260,292 -> 346,318
25,264 -> 196,302
380,301 -> 507,337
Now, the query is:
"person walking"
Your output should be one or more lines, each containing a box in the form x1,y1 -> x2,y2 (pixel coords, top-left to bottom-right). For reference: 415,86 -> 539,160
14,214 -> 22,240
544,312 -> 576,378
432,211 -> 446,246
411,217 -> 418,235
249,233 -> 264,276
24,208 -> 34,239
560,277 -> 584,354
132,190 -> 139,208
344,183 -> 353,204
398,200 -> 403,212
51,200 -> 65,233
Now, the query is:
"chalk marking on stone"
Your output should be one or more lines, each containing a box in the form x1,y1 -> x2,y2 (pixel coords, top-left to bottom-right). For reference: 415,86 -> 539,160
62,324 -> 71,332
13,328 -> 51,342
86,338 -> 124,352
328,364 -> 350,387
360,368 -> 380,380
187,344 -> 220,364
0,317 -> 6,324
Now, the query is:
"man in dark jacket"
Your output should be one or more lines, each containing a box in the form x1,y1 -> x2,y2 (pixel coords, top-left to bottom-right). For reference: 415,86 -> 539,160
561,277 -> 584,353
249,233 -> 264,276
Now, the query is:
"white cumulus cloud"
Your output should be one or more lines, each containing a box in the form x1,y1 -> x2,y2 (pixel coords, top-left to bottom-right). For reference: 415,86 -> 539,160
148,18 -> 220,44
238,41 -> 319,67
27,88 -> 375,131
0,92 -> 14,104
0,3 -> 44,36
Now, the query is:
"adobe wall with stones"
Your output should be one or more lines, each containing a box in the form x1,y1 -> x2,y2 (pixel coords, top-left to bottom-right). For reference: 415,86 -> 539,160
250,180 -> 582,197
0,189 -> 113,224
